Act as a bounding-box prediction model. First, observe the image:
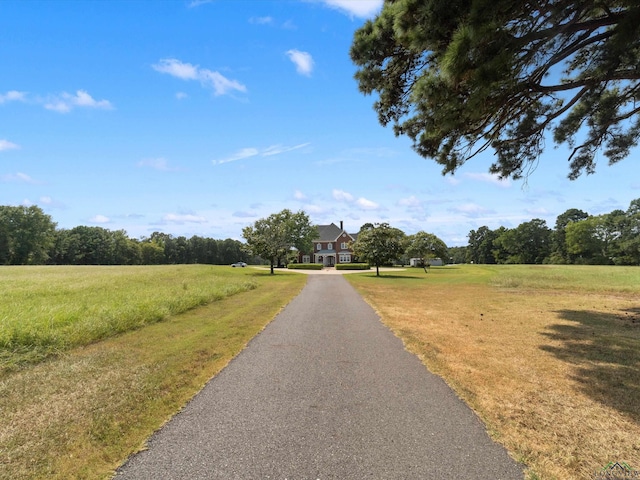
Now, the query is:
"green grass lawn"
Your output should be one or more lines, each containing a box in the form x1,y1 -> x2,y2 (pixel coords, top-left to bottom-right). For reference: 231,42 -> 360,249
0,265 -> 259,371
0,265 -> 306,479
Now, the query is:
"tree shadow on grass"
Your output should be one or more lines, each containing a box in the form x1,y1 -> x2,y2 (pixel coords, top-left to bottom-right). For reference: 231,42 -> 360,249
540,308 -> 640,423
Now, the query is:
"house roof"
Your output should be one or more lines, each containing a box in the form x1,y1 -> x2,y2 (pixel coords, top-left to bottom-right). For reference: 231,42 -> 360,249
315,223 -> 357,242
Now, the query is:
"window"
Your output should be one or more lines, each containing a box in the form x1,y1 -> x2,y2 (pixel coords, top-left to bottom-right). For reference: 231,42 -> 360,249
339,254 -> 351,263
302,255 -> 310,263
328,243 -> 333,250
316,243 -> 321,251
340,242 -> 348,250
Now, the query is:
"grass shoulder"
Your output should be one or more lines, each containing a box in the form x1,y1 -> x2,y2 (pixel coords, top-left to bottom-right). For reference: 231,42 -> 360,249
0,265 -> 266,371
0,266 -> 306,480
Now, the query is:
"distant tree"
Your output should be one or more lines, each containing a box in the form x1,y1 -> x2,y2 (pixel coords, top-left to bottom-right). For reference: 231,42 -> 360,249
49,229 -> 69,265
219,238 -> 246,265
188,235 -> 208,264
165,236 -> 189,264
551,208 -> 589,263
565,216 -> 603,263
467,226 -> 500,264
448,246 -> 467,264
618,199 -> 640,265
351,222 -> 406,276
242,210 -> 317,274
488,226 -> 510,264
351,0 -> 640,180
203,238 -> 219,264
62,226 -> 115,265
111,230 -> 141,265
0,205 -> 56,264
0,221 -> 8,264
503,219 -> 552,264
140,241 -> 165,265
359,222 -> 375,233
406,231 -> 448,273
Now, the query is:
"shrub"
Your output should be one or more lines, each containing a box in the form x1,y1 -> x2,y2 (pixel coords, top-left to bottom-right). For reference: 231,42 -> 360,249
335,263 -> 370,270
287,263 -> 323,270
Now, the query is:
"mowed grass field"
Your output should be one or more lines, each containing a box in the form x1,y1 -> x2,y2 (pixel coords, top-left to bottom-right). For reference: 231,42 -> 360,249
0,265 -> 264,371
346,264 -> 640,480
2,264 -> 638,479
0,265 -> 306,479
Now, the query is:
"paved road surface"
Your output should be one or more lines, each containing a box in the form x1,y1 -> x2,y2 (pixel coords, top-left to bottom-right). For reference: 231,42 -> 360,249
116,275 -> 523,479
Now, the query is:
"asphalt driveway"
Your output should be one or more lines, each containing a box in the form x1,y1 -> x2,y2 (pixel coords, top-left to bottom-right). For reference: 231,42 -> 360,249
115,275 -> 523,479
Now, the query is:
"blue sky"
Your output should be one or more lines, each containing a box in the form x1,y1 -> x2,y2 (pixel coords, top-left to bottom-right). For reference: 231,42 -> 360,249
2,0 -> 639,247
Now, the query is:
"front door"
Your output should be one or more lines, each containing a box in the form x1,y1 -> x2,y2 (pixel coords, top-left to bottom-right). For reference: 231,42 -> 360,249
327,256 -> 335,267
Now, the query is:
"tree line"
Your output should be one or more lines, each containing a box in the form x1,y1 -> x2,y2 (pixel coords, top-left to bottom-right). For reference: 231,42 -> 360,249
3,199 -> 639,267
0,205 -> 254,266
462,199 -> 640,266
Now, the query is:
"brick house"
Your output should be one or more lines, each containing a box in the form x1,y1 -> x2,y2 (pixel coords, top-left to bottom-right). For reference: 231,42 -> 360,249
299,221 -> 358,267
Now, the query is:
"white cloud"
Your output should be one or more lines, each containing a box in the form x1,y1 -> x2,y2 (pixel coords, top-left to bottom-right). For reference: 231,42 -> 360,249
187,0 -> 215,7
262,143 -> 310,156
37,196 -> 66,208
465,172 -> 511,188
317,0 -> 382,18
137,157 -> 180,171
332,189 -> 380,210
90,214 -> 110,224
214,148 -> 259,165
250,16 -> 273,25
333,189 -> 354,202
450,203 -> 492,218
356,197 -> 379,210
305,204 -> 326,214
286,49 -> 314,76
200,70 -> 247,96
213,143 -> 310,165
294,190 -> 307,200
525,207 -> 551,216
281,20 -> 297,30
398,195 -> 422,208
163,213 -> 207,224
44,90 -> 113,113
21,196 -> 64,208
0,90 -> 27,104
176,92 -> 189,100
249,15 -> 295,29
1,89 -> 113,113
0,139 -> 19,151
232,211 -> 257,218
446,176 -> 461,186
1,172 -> 37,183
153,58 -> 246,96
153,58 -> 199,80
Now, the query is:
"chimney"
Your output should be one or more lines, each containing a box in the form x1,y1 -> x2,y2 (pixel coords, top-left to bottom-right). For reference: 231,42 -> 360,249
340,220 -> 343,231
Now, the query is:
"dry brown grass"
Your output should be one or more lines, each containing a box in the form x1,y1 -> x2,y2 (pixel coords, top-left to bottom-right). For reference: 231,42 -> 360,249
0,269 -> 305,480
346,265 -> 640,480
